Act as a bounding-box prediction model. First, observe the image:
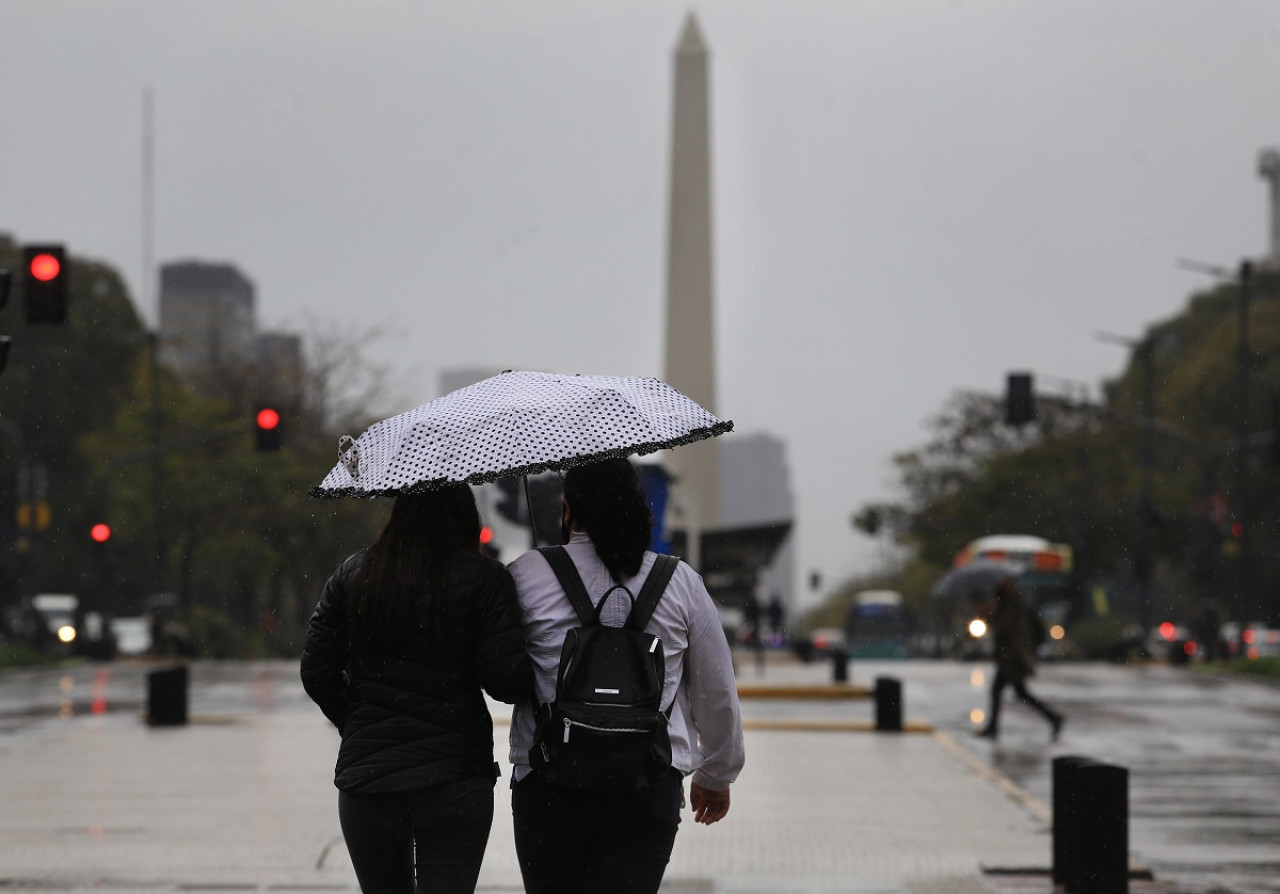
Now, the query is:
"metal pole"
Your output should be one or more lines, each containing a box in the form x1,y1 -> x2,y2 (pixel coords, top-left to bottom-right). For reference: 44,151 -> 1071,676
522,474 -> 539,548
1137,340 -> 1154,632
1236,260 -> 1252,632
149,331 -> 166,595
1095,332 -> 1156,630
0,417 -> 29,607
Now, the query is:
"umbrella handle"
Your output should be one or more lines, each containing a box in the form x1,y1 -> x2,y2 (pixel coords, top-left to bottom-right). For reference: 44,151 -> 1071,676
523,475 -> 540,547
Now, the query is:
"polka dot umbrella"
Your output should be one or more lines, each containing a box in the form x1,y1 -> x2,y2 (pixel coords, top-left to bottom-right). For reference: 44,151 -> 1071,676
311,370 -> 732,502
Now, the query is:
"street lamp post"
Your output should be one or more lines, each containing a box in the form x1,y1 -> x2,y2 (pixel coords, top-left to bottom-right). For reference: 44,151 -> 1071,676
1177,257 -> 1257,646
148,331 -> 167,595
1096,332 -> 1156,633
1235,261 -> 1253,632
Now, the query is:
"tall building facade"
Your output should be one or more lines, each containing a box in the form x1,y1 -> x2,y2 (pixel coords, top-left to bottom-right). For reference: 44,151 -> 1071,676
158,260 -> 301,403
719,434 -> 795,612
159,261 -> 257,381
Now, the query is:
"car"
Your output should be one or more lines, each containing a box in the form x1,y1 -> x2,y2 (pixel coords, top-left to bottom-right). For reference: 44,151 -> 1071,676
807,627 -> 848,657
108,616 -> 153,657
31,593 -> 80,651
1146,622 -> 1198,664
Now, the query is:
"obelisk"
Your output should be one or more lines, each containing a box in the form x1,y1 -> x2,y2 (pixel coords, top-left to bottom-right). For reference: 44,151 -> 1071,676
663,13 -> 720,538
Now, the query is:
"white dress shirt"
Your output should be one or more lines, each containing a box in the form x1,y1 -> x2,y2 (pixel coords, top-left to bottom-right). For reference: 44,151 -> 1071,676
507,533 -> 745,791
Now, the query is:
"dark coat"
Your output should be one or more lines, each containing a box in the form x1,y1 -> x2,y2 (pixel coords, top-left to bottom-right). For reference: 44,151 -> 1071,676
991,588 -> 1037,683
301,548 -> 532,793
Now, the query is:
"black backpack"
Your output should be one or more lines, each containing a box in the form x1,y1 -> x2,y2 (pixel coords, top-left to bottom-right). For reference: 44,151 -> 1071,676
529,546 -> 680,792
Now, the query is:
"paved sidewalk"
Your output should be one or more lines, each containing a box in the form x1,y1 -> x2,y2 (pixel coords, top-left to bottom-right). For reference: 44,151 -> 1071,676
1,710 -> 1062,893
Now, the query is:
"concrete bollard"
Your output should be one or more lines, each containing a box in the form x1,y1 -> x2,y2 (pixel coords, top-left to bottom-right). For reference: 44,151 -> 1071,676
147,664 -> 189,727
873,676 -> 902,732
831,648 -> 849,683
1054,755 -> 1129,894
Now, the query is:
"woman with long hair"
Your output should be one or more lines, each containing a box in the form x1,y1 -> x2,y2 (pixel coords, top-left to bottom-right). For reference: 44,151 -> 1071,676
507,458 -> 745,894
302,485 -> 531,893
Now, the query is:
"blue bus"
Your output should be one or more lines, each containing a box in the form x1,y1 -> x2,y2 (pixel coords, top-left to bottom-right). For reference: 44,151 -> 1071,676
845,590 -> 910,659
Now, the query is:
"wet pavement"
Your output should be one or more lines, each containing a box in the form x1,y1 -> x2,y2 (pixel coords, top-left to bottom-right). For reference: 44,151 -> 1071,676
0,656 -> 1276,892
734,655 -> 1280,894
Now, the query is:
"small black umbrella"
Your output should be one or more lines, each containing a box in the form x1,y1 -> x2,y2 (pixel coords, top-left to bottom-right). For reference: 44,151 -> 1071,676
929,558 -> 1023,599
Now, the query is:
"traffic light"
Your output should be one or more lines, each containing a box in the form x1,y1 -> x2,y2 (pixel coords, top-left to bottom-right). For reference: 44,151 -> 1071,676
90,523 -> 112,543
255,406 -> 282,451
1005,372 -> 1035,425
22,245 -> 68,324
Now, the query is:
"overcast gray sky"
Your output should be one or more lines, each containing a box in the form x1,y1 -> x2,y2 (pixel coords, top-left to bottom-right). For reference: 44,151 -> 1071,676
5,1 -> 1280,608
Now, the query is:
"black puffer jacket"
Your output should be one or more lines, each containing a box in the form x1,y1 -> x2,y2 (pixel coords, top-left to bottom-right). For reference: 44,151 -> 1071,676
301,548 -> 531,793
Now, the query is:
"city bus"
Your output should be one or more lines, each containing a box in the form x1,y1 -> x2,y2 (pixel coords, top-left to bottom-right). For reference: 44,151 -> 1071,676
945,535 -> 1073,657
845,590 -> 910,659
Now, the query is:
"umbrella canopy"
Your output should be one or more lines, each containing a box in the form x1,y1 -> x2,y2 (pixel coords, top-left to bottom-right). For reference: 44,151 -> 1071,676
929,558 -> 1024,599
311,370 -> 733,498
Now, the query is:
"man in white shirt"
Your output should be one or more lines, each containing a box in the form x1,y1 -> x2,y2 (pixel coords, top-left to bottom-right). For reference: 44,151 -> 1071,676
508,458 -> 745,894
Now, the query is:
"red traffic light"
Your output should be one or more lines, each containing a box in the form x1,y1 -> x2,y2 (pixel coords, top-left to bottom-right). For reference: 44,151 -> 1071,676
90,523 -> 112,543
255,406 -> 283,451
480,525 -> 494,545
22,244 -> 68,324
29,253 -> 62,282
256,407 -> 280,430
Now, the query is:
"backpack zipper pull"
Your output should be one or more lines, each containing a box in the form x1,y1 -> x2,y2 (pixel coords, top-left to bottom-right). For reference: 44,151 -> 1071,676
563,717 -> 572,743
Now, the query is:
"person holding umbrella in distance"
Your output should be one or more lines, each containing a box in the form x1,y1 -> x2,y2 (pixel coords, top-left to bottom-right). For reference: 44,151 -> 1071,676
976,576 -> 1065,742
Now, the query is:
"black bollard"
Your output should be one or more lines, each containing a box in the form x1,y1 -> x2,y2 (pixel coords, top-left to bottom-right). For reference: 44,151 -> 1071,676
1054,756 -> 1129,894
873,676 -> 902,732
147,664 -> 189,727
1076,762 -> 1129,893
832,647 -> 849,683
1053,755 -> 1093,888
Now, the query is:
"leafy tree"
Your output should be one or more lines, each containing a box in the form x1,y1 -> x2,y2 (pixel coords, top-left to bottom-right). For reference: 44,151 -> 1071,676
0,235 -> 391,657
854,266 -> 1280,633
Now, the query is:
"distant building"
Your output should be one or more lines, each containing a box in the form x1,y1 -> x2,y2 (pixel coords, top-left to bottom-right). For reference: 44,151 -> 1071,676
158,260 -> 301,404
719,433 -> 795,613
158,261 -> 257,392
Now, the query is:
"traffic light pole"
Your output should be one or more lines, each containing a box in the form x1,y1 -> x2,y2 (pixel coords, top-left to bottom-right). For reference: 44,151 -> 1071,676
1096,333 -> 1158,635
1235,261 -> 1253,634
522,475 -> 540,547
148,332 -> 166,596
0,415 -> 31,608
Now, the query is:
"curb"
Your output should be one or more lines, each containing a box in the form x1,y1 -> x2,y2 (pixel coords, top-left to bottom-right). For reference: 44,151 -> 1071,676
741,718 -> 933,733
735,684 -> 872,700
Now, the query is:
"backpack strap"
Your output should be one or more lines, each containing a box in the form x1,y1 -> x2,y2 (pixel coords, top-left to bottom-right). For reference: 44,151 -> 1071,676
537,546 -> 596,626
625,554 -> 679,632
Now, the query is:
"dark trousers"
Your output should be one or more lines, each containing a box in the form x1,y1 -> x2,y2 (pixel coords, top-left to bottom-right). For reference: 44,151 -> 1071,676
511,769 -> 683,894
337,777 -> 494,894
988,668 -> 1060,731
